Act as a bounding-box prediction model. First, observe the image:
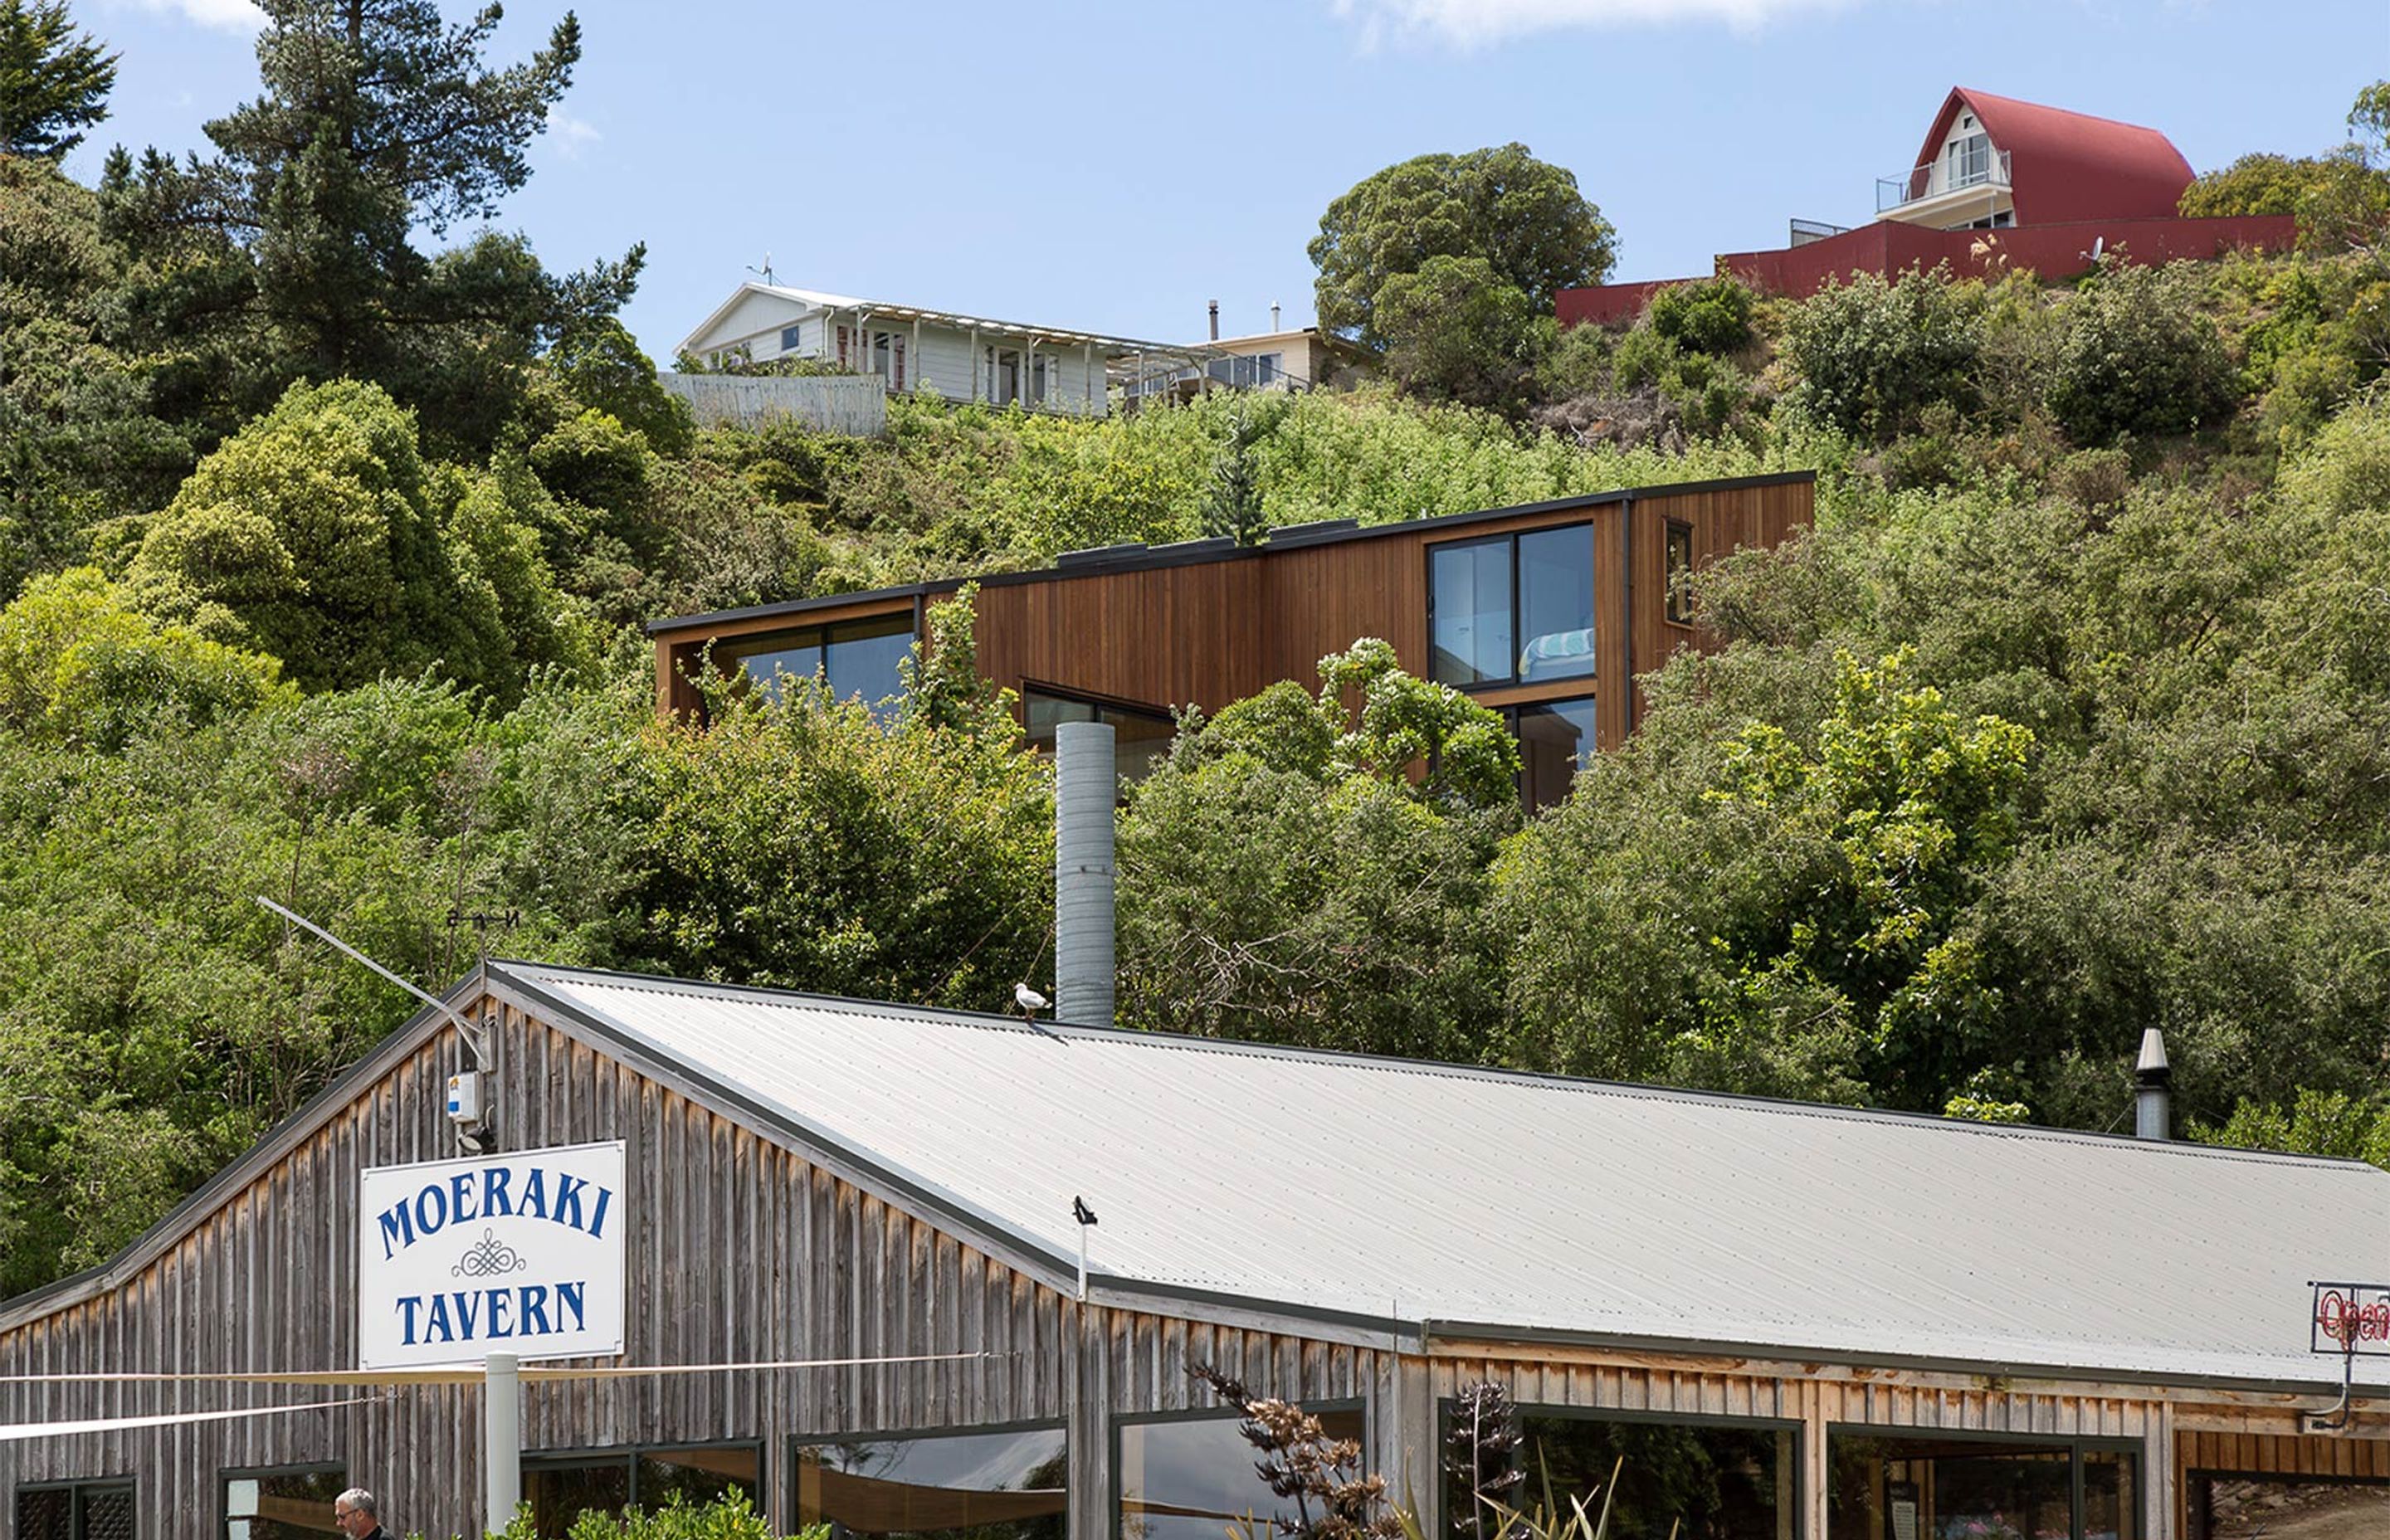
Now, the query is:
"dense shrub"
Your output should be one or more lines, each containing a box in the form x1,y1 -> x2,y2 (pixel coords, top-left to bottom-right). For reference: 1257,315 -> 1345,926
1646,276 -> 1757,356
1781,268 -> 1983,441
2043,260 -> 2235,445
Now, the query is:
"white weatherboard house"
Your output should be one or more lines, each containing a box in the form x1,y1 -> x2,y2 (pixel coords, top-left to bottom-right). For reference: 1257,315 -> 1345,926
677,284 -> 1220,417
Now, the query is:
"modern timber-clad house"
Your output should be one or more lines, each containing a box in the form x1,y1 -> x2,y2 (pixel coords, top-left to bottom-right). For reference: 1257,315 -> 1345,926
3,961 -> 2388,1540
646,471 -> 1819,807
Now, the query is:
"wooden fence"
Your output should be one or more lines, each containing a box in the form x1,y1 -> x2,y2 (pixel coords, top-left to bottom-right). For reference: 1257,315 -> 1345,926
660,373 -> 888,436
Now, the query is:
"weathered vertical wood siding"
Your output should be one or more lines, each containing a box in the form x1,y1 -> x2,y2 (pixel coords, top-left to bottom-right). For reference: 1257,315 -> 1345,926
0,1003 -> 1379,1540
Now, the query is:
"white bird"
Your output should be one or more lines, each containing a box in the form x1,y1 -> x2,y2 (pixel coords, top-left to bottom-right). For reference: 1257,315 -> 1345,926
1013,982 -> 1051,1020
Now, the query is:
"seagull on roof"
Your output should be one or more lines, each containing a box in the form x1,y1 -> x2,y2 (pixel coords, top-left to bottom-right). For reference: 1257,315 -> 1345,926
1013,982 -> 1050,1021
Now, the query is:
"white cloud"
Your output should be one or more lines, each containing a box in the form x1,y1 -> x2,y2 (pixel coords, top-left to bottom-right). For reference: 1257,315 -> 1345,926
1332,0 -> 1853,47
545,110 -> 601,160
127,0 -> 266,32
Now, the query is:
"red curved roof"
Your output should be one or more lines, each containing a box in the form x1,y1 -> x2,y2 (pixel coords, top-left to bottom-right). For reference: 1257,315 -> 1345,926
1914,87 -> 2193,225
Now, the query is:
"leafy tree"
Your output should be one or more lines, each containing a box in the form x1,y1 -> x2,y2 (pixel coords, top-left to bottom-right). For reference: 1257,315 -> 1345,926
621,675 -> 1051,1010
1646,276 -> 1757,357
1310,144 -> 1614,349
1780,267 -> 1982,441
2194,1089 -> 2390,1168
1373,254 -> 1553,414
2043,259 -> 2234,444
98,0 -> 641,453
2180,152 -> 2345,218
0,0 -> 113,158
122,378 -> 573,695
549,316 -> 695,457
1116,643 -> 1513,1057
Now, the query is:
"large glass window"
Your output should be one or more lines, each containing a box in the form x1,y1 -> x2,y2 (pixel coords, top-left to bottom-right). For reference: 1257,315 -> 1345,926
1665,521 -> 1696,626
1430,525 -> 1594,689
1024,690 -> 1175,784
1446,1410 -> 1794,1540
1514,697 -> 1597,812
2189,1473 -> 2390,1538
714,612 -> 916,719
793,1424 -> 1067,1540
1828,1433 -> 2139,1540
1430,537 -> 1516,686
524,1445 -> 761,1538
226,1465 -> 347,1538
1119,1406 -> 1365,1540
17,1482 -> 135,1540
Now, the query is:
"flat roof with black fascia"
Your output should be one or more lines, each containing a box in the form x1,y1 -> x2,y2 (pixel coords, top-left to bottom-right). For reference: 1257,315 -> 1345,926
644,469 -> 1818,638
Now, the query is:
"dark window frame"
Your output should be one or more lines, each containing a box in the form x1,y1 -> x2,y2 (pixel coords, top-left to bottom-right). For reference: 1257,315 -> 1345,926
520,1438 -> 766,1524
1112,1399 -> 1368,1540
14,1476 -> 139,1540
788,1416 -> 1071,1539
702,611 -> 919,717
221,1461 -> 348,1540
1663,519 -> 1696,627
2183,1464 -> 2390,1540
1440,1400 -> 1803,1540
1425,523 -> 1597,692
1506,694 -> 1598,812
1825,1423 -> 2145,1540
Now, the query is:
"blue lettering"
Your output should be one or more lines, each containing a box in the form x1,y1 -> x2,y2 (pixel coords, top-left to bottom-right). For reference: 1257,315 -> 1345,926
427,1293 -> 456,1343
412,1182 -> 448,1238
487,1289 -> 514,1338
554,1172 -> 588,1231
555,1280 -> 586,1333
519,1167 -> 549,1221
520,1284 -> 552,1335
481,1166 -> 514,1218
449,1172 -> 478,1226
452,1289 -> 480,1340
397,1295 -> 422,1345
377,1204 -> 415,1260
586,1185 -> 612,1240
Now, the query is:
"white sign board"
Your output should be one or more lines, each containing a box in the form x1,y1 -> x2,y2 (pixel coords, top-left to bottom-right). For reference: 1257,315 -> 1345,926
358,1140 -> 626,1370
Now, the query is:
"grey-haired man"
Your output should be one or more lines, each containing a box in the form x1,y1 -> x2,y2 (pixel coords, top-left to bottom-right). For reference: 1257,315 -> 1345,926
333,1488 -> 389,1540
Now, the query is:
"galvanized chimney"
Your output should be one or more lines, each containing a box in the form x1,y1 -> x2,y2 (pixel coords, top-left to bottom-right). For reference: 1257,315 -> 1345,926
1271,301 -> 1281,333
2134,1028 -> 2171,1141
1054,721 -> 1116,1029
1207,300 -> 1219,341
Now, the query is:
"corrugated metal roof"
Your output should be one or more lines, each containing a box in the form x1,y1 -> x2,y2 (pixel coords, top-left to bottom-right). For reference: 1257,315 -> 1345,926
495,962 -> 2390,1391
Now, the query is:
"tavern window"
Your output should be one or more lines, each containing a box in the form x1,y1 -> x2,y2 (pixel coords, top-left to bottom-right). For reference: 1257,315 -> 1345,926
1117,1405 -> 1367,1540
793,1422 -> 1067,1540
15,1479 -> 135,1540
224,1464 -> 348,1540
1827,1430 -> 2140,1540
1428,524 -> 1596,688
1443,1405 -> 1797,1540
523,1444 -> 762,1538
2189,1470 -> 2390,1538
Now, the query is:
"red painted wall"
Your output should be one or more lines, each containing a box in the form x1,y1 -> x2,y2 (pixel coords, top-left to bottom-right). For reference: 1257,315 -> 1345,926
1555,214 -> 2297,328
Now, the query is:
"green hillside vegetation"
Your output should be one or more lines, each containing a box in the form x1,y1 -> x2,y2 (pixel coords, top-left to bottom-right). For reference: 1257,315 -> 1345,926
3,8 -> 2388,1295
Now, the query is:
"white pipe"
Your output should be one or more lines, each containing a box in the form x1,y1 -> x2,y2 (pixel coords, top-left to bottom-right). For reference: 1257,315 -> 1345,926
1054,722 -> 1116,1030
484,1352 -> 520,1529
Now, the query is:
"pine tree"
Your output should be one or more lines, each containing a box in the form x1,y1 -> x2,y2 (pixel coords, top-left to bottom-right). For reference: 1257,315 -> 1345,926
0,0 -> 115,159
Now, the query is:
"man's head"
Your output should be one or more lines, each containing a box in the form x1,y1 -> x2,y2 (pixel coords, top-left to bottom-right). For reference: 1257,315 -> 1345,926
333,1488 -> 379,1537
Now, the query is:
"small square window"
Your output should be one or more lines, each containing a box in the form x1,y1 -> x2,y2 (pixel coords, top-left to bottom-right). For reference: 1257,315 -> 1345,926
781,324 -> 802,353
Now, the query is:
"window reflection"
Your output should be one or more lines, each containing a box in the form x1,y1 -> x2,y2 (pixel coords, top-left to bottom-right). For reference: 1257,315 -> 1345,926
1828,1435 -> 2136,1540
1517,525 -> 1596,682
1448,1412 -> 1794,1540
795,1425 -> 1068,1540
713,612 -> 916,721
524,1445 -> 759,1538
1430,527 -> 1593,689
1119,1408 -> 1365,1540
2189,1474 -> 2390,1539
1430,538 -> 1515,686
1515,697 -> 1597,812
1023,690 -> 1175,784
226,1467 -> 347,1538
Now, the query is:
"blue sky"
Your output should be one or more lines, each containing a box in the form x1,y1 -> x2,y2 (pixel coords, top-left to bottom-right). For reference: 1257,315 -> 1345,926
70,0 -> 2388,363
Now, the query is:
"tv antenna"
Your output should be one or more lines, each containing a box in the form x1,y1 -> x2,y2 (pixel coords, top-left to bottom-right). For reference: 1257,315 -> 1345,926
256,894 -> 488,1068
746,251 -> 778,286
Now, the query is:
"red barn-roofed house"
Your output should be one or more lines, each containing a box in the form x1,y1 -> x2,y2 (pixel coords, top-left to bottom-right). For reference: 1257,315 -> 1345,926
1559,87 -> 2295,327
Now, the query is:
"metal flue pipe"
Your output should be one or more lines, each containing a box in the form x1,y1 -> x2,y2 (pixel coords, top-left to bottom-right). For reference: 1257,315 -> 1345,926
1053,722 -> 1116,1030
2134,1028 -> 2172,1141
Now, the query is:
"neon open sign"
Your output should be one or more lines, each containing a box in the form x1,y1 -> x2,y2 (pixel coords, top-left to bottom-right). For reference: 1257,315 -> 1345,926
2310,1282 -> 2390,1356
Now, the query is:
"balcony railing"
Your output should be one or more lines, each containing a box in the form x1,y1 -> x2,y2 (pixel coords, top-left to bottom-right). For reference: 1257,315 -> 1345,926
1876,148 -> 2012,213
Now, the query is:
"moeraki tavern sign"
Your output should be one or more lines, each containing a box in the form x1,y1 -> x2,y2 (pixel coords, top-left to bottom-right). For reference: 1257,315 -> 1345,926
358,1140 -> 627,1370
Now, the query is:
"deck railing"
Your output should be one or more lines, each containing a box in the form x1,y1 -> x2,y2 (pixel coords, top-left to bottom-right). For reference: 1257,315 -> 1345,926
1876,148 -> 2012,213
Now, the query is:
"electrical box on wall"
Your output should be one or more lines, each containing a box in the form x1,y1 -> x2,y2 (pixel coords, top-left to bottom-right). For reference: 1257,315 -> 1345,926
446,1070 -> 483,1128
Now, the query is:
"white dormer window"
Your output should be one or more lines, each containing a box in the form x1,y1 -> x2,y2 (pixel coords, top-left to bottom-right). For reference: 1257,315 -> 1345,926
1948,131 -> 1992,188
